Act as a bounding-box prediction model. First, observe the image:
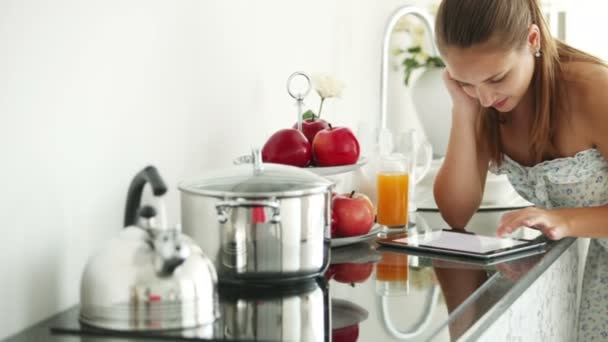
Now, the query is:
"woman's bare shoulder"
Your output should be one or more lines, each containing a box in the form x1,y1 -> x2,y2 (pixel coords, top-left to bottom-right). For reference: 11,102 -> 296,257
560,61 -> 608,85
560,62 -> 608,111
561,62 -> 608,147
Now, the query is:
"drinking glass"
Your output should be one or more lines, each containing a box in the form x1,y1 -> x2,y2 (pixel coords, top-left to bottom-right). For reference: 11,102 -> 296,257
376,152 -> 411,229
376,129 -> 432,231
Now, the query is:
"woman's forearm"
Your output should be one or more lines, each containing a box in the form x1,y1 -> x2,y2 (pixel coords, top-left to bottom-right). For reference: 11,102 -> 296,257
560,205 -> 608,238
433,111 -> 488,229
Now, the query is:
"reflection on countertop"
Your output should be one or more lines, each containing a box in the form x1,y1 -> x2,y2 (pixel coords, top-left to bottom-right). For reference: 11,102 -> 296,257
6,211 -> 575,342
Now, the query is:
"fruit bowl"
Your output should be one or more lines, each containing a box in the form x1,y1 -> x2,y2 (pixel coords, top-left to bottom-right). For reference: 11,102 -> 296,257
306,156 -> 368,176
234,155 -> 368,176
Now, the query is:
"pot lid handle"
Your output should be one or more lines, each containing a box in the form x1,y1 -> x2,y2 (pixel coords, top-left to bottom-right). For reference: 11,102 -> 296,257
252,148 -> 264,175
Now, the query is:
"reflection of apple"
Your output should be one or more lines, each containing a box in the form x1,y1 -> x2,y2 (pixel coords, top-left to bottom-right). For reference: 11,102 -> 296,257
324,264 -> 337,281
312,125 -> 360,166
262,128 -> 312,167
333,262 -> 374,284
293,118 -> 330,144
333,324 -> 359,342
332,191 -> 375,237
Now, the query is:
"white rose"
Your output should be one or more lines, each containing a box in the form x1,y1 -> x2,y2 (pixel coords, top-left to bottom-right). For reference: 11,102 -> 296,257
393,16 -> 416,32
312,73 -> 345,99
415,51 -> 429,65
412,25 -> 426,49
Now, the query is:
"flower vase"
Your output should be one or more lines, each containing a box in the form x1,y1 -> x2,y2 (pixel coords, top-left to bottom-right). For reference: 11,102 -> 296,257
410,68 -> 452,157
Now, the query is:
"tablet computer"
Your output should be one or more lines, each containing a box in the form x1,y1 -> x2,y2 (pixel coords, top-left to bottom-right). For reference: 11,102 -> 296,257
376,244 -> 546,267
376,229 -> 547,260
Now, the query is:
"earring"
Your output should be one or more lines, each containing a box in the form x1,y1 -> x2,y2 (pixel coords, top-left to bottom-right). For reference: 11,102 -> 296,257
535,48 -> 542,58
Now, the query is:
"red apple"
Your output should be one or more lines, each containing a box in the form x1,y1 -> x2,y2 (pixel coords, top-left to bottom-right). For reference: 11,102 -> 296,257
333,324 -> 359,342
293,118 -> 330,144
262,128 -> 312,167
312,124 -> 360,166
332,191 -> 374,238
324,264 -> 337,281
332,262 -> 374,283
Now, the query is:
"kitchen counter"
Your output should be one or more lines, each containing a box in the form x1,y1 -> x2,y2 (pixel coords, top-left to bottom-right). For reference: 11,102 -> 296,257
4,210 -> 580,342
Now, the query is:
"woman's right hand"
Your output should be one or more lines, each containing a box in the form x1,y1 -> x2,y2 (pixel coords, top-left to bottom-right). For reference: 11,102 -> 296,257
442,69 -> 480,121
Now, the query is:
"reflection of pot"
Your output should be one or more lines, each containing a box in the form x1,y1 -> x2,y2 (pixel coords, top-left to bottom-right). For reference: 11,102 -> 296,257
179,149 -> 333,283
217,279 -> 328,341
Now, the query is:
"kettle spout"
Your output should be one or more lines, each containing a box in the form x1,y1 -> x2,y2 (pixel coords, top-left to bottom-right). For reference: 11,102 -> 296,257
153,230 -> 190,276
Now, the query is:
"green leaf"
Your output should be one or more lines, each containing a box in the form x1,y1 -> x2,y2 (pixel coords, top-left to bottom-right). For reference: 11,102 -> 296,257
404,69 -> 413,86
426,56 -> 446,67
407,46 -> 422,53
402,57 -> 420,68
302,110 -> 316,120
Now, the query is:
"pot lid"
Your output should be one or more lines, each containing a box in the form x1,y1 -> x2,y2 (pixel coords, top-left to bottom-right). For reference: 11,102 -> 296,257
178,149 -> 333,197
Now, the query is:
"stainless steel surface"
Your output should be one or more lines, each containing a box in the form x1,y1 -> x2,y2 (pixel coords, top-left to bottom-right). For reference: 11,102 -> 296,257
179,156 -> 333,282
79,167 -> 219,331
181,190 -> 331,281
180,152 -> 332,198
379,6 -> 438,135
215,198 -> 281,224
80,225 -> 219,331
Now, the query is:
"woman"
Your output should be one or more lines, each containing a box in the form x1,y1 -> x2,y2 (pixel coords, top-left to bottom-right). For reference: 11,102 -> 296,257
432,0 -> 608,340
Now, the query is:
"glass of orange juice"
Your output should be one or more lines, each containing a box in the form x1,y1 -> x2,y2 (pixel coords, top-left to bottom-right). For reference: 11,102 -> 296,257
376,134 -> 412,231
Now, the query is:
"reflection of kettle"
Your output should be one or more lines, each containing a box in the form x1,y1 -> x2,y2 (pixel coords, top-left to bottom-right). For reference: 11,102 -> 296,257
218,279 -> 328,341
79,166 -> 219,331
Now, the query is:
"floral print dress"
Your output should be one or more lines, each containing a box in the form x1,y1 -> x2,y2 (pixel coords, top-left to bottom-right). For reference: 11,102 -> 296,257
491,148 -> 608,341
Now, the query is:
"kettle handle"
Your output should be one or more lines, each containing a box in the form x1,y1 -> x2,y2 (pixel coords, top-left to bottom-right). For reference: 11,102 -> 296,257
124,166 -> 168,227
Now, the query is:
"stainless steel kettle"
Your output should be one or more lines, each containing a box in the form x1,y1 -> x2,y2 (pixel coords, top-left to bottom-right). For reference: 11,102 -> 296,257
79,166 -> 219,331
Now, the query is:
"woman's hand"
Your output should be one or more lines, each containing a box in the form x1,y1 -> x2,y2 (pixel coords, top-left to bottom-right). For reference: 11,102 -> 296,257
496,207 -> 571,240
442,69 -> 480,121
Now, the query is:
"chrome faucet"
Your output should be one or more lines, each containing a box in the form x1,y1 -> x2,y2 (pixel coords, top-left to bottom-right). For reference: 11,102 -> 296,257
379,5 -> 439,135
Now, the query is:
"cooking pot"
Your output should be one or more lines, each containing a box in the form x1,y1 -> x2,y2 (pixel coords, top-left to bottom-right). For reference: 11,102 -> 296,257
79,166 -> 219,331
178,149 -> 333,283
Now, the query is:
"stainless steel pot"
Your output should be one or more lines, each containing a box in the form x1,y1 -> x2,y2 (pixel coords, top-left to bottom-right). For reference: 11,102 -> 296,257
178,149 -> 333,283
80,166 -> 219,331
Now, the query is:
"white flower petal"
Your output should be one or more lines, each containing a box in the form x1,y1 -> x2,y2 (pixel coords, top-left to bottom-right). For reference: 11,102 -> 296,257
312,73 -> 345,99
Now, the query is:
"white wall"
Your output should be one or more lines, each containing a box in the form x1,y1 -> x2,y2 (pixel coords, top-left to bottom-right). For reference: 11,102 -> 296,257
564,1 -> 608,60
0,0 -> 430,338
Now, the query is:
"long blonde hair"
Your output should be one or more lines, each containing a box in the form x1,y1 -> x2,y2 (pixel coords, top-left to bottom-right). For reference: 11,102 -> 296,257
435,0 -> 605,165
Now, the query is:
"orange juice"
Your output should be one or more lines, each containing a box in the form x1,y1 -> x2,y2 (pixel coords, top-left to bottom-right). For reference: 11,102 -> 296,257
376,172 -> 409,227
376,252 -> 408,281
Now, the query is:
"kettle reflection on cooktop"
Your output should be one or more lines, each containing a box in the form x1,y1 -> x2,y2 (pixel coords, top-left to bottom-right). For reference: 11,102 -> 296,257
51,277 -> 330,342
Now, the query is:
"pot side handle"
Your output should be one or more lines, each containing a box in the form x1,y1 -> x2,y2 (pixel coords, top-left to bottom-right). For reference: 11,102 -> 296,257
215,199 -> 281,224
124,165 -> 168,227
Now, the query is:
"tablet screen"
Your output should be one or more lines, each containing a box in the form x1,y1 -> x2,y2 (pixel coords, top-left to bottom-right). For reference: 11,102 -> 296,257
393,230 -> 528,254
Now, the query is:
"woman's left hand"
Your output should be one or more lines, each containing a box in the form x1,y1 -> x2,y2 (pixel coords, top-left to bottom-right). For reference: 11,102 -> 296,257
496,207 -> 571,240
